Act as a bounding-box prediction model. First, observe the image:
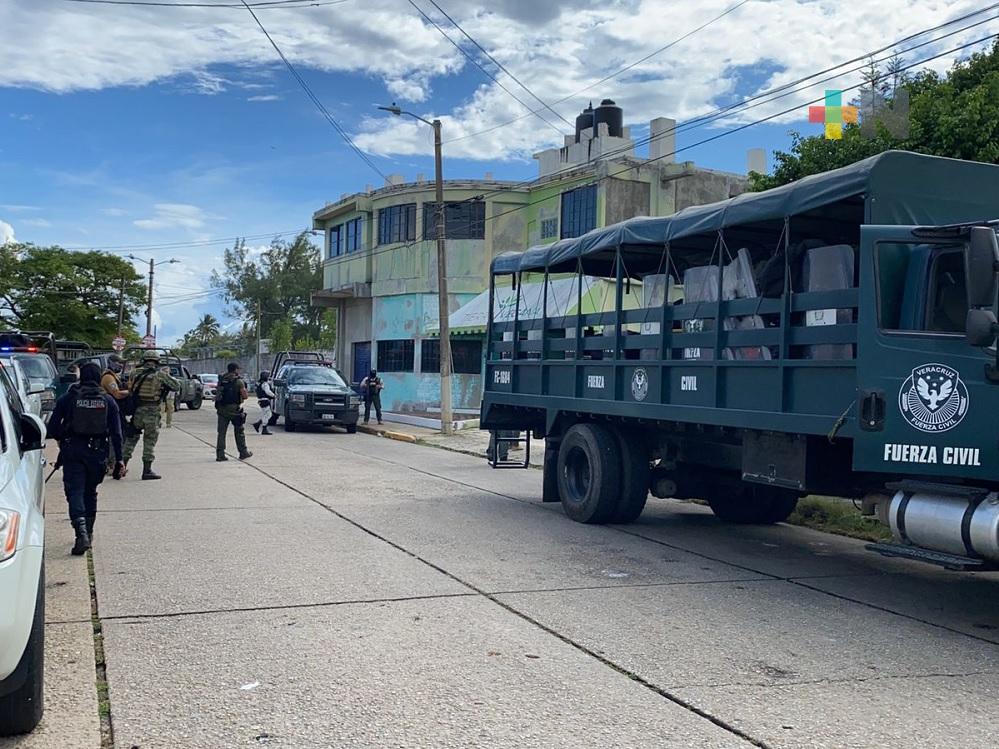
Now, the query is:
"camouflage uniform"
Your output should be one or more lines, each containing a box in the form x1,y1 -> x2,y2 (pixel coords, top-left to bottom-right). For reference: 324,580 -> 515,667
123,362 -> 181,467
216,372 -> 250,460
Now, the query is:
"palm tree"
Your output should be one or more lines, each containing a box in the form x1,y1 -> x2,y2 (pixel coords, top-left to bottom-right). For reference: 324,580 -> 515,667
194,313 -> 220,345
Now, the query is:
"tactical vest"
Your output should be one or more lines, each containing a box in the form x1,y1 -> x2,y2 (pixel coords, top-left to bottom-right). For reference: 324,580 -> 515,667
135,368 -> 161,403
217,376 -> 241,407
71,385 -> 109,437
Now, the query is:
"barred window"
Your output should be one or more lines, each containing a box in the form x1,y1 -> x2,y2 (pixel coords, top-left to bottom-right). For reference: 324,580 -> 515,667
423,201 -> 485,240
377,339 -> 414,372
540,217 -> 559,240
560,184 -> 597,239
421,339 -> 482,375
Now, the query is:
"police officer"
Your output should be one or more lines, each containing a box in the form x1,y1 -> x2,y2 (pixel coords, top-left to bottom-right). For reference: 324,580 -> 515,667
252,371 -> 275,436
47,363 -> 124,555
216,362 -> 252,462
360,369 -> 383,425
123,352 -> 181,479
101,354 -> 130,476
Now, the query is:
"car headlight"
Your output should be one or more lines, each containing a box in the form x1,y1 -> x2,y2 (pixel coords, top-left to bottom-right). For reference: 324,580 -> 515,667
0,510 -> 21,562
349,396 -> 362,407
290,394 -> 306,404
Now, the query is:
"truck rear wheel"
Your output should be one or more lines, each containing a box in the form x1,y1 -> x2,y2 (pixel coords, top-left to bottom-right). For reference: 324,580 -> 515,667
284,408 -> 297,432
556,423 -> 621,524
708,485 -> 799,524
610,429 -> 650,524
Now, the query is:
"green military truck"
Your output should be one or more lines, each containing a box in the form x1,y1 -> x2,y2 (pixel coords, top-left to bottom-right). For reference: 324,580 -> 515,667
480,151 -> 999,570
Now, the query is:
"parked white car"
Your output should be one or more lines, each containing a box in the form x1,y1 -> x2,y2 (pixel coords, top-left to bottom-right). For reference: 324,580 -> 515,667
0,361 -> 46,735
0,357 -> 44,420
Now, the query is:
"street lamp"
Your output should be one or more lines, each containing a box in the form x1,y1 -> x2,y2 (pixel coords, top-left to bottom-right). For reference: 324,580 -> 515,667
127,254 -> 180,342
378,103 -> 453,435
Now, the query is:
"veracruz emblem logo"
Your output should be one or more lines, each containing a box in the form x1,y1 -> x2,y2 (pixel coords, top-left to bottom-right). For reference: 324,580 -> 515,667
898,363 -> 969,433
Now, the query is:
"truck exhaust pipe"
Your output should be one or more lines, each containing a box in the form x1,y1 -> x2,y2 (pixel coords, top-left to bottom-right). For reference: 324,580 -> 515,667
883,484 -> 999,564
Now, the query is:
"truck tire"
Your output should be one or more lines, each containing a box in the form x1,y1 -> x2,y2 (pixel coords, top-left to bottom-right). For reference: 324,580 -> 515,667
284,408 -> 297,432
0,566 -> 44,736
188,395 -> 202,410
345,424 -> 357,434
708,485 -> 799,524
556,423 -> 621,524
610,430 -> 651,524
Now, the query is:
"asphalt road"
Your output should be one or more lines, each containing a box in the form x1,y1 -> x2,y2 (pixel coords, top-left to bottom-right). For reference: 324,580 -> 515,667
83,407 -> 999,748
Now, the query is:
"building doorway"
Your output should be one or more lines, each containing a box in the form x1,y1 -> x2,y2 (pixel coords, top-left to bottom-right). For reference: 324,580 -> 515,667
352,341 -> 371,385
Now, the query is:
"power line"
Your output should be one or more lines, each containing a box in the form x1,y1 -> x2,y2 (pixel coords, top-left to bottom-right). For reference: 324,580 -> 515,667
237,0 -> 389,181
445,0 -> 752,144
421,0 -> 574,131
66,229 -> 310,252
405,0 -> 565,138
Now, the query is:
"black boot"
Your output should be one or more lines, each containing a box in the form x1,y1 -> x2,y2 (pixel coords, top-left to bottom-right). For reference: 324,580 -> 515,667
261,427 -> 272,435
71,518 -> 91,556
238,451 -> 253,461
142,460 -> 161,480
252,420 -> 261,433
216,453 -> 229,462
85,515 -> 96,540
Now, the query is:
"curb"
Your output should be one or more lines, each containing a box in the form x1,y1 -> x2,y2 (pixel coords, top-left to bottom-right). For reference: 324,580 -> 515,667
356,424 -> 418,443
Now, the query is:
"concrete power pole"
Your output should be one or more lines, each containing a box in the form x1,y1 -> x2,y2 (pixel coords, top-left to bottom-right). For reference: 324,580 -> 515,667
433,118 -> 454,436
116,278 -> 126,337
145,258 -> 155,339
256,299 -> 262,379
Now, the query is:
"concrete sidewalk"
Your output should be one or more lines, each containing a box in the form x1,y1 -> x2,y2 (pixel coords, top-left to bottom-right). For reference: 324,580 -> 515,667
358,420 -> 543,466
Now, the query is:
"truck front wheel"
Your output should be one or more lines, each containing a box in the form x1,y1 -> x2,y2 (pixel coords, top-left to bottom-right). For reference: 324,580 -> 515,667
708,485 -> 799,524
556,423 -> 621,524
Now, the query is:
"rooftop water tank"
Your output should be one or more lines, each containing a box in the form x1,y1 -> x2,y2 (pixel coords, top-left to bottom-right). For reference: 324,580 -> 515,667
574,103 -> 594,143
593,99 -> 623,138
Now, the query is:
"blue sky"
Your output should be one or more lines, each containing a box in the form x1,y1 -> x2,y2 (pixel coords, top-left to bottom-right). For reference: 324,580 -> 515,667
0,0 -> 991,343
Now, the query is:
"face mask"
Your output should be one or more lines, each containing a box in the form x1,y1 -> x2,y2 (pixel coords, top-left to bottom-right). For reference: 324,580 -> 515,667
110,363 -> 122,373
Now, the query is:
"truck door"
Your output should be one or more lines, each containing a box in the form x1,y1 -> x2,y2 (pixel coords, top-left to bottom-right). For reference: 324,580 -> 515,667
854,225 -> 999,482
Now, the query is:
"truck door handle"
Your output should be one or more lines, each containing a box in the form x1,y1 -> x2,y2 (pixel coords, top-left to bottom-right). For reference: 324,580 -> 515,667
859,389 -> 885,432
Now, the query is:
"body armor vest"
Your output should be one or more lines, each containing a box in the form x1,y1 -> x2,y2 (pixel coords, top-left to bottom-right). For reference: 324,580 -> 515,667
71,385 -> 109,437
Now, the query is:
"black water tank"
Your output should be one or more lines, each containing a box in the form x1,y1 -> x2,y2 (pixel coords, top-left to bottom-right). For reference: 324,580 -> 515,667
593,99 -> 623,138
574,103 -> 594,143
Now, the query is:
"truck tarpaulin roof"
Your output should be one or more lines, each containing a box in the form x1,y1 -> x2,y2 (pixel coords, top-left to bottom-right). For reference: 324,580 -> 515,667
491,151 -> 999,276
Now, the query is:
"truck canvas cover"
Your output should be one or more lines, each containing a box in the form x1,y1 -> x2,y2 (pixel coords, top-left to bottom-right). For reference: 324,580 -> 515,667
492,151 -> 999,275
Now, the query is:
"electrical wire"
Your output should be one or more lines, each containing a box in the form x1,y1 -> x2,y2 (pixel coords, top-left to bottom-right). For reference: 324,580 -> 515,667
237,0 -> 389,182
445,0 -> 752,144
405,0 -> 565,138
66,229 -> 310,253
421,0 -> 573,130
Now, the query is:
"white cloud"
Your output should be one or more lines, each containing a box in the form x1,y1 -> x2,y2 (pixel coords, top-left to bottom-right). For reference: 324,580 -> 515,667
8,113 -> 32,121
0,0 -> 990,164
247,94 -> 281,102
20,218 -> 51,228
0,221 -> 15,244
100,208 -> 128,217
0,204 -> 39,212
134,203 -> 214,231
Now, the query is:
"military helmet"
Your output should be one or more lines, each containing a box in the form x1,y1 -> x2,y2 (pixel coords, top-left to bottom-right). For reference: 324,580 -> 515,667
141,351 -> 159,363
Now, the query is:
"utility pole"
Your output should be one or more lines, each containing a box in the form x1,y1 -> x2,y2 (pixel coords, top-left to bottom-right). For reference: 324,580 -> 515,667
146,257 -> 154,339
433,118 -> 454,436
256,299 -> 262,379
116,278 -> 126,337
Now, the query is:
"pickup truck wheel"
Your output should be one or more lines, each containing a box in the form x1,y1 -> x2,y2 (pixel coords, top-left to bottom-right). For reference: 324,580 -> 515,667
188,395 -> 202,410
345,424 -> 357,434
0,565 -> 44,736
610,430 -> 650,524
283,408 -> 297,432
556,423 -> 620,524
708,486 -> 798,524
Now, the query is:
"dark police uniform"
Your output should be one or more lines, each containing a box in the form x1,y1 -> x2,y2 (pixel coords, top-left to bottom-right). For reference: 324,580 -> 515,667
48,382 -> 123,553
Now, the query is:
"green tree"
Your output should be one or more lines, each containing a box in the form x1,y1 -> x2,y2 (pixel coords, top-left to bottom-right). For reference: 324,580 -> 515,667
0,243 -> 146,346
211,232 -> 323,343
269,318 -> 293,353
193,313 -> 221,345
750,41 -> 999,190
317,309 -> 336,351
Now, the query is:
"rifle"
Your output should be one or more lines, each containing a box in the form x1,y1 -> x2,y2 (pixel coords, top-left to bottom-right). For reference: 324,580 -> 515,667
45,451 -> 64,484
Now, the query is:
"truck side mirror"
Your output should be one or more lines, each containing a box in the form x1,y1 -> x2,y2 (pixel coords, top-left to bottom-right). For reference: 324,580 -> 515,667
966,309 -> 998,347
965,227 -> 999,308
19,412 -> 45,452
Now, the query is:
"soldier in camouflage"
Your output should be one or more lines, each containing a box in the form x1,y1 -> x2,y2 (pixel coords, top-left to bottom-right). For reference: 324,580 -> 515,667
215,362 -> 252,462
123,352 -> 181,479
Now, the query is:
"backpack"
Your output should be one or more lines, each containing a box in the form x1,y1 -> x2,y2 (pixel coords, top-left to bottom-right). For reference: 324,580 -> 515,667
71,385 -> 109,438
126,370 -> 154,415
215,376 -> 240,409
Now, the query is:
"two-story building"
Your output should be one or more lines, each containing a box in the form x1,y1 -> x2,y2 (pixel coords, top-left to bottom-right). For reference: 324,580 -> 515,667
312,100 -> 755,418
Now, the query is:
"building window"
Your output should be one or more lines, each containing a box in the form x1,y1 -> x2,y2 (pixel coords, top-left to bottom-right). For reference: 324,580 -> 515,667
560,184 -> 597,239
421,339 -> 482,375
344,217 -> 362,253
328,225 -> 342,258
377,339 -> 414,372
329,217 -> 362,256
378,204 -> 416,245
540,217 -> 558,240
423,201 -> 485,240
